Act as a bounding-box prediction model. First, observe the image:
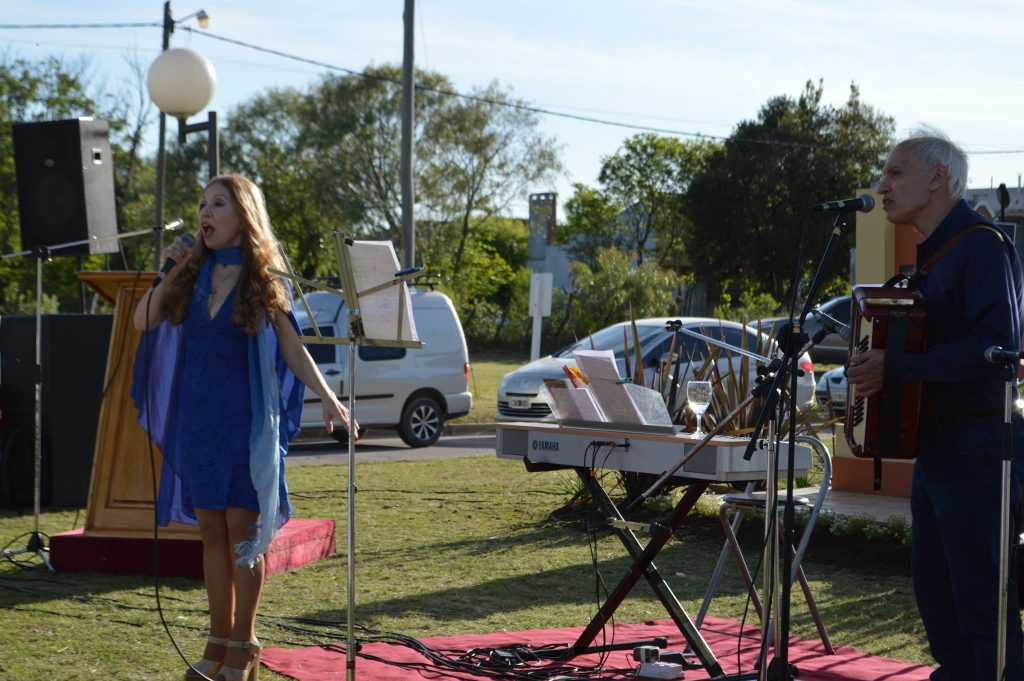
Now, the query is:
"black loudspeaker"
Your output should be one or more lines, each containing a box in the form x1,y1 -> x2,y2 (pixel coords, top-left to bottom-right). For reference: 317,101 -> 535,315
0,314 -> 113,508
12,118 -> 118,256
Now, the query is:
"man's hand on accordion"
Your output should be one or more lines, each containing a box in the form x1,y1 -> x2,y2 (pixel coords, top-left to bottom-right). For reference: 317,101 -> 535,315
846,348 -> 886,397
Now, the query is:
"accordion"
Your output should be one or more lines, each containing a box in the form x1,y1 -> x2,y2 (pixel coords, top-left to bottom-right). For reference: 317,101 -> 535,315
845,286 -> 927,460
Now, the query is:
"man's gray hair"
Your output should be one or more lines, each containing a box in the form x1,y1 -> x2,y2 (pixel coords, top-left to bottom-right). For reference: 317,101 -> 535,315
891,126 -> 969,199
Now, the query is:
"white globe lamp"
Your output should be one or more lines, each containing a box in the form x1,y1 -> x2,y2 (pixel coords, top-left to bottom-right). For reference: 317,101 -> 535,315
147,48 -> 217,119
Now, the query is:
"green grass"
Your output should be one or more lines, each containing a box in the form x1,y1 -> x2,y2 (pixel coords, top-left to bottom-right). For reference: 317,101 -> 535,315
455,348 -> 530,424
0,455 -> 930,680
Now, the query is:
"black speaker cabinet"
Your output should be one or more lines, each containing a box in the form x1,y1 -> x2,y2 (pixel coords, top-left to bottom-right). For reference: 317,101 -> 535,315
0,314 -> 113,508
12,118 -> 118,256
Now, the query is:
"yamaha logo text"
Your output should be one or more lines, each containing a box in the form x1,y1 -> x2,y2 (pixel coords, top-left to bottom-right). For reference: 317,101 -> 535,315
531,440 -> 559,452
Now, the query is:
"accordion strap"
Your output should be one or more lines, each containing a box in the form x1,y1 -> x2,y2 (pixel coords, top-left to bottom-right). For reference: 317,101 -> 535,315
905,224 -> 1007,287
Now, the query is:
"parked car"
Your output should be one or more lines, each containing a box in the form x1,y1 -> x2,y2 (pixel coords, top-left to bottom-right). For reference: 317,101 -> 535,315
815,366 -> 847,416
294,289 -> 472,447
497,317 -> 816,423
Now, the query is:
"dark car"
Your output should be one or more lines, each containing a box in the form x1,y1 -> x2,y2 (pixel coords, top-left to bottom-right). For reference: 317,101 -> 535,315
760,295 -> 852,365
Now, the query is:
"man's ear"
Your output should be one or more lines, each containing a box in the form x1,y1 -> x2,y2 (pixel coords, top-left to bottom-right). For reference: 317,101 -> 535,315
928,163 -> 949,193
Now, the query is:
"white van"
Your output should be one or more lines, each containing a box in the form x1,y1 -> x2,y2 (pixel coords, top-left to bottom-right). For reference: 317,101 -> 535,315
293,289 -> 472,447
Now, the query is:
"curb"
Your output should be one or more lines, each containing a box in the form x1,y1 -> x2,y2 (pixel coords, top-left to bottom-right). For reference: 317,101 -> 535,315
444,422 -> 497,435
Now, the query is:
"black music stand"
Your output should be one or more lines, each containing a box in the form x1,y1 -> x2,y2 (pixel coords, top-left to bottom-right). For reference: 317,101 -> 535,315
270,233 -> 423,681
0,222 -> 183,570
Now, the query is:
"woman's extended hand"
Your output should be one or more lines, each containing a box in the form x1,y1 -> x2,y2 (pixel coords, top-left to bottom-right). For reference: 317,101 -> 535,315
323,393 -> 358,438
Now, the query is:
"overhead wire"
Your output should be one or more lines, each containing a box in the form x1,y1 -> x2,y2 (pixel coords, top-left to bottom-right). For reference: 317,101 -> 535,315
1,21 -> 1022,156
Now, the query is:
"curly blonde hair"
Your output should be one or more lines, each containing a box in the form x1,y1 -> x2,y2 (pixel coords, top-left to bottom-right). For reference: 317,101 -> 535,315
163,174 -> 291,335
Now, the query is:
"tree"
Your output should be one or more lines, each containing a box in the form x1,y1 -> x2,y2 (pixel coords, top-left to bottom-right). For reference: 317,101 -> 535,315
419,80 -> 562,273
557,182 -> 624,270
599,133 -> 715,267
686,80 -> 895,307
568,247 -> 680,337
0,55 -> 127,314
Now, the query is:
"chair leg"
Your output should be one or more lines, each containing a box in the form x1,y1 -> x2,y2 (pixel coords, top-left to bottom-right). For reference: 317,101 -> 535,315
795,562 -> 835,654
695,531 -> 736,629
720,505 -> 763,619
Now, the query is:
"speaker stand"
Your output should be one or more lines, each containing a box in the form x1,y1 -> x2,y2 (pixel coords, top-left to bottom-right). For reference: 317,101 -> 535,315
0,222 -> 184,569
1,248 -> 53,570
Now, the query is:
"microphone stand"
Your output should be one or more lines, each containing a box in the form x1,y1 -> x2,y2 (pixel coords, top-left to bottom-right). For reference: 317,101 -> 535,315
994,356 -> 1016,680
741,209 -> 851,680
0,221 -> 183,570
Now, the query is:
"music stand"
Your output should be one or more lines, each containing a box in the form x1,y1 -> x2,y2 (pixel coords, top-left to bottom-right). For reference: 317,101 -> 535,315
270,233 -> 423,681
0,221 -> 184,570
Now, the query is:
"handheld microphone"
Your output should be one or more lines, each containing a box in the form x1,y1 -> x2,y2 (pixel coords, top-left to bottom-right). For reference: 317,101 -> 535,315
152,233 -> 195,289
811,309 -> 851,343
811,194 -> 875,214
984,346 -> 1024,364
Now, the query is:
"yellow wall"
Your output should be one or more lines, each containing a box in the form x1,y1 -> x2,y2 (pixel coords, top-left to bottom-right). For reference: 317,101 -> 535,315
834,189 -> 917,498
853,189 -> 892,285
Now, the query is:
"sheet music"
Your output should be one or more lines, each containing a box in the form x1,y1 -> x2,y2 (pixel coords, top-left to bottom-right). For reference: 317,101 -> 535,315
349,240 -> 418,343
588,378 -> 645,424
568,386 -> 606,421
573,349 -> 621,381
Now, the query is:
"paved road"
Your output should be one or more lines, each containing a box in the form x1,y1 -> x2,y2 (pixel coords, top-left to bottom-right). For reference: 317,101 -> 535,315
288,430 -> 496,466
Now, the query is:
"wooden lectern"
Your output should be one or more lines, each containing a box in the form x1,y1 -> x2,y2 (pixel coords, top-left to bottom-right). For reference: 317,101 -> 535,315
77,271 -> 198,539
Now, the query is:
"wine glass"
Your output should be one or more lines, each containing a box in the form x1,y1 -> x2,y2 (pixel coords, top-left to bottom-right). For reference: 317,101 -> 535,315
686,380 -> 713,437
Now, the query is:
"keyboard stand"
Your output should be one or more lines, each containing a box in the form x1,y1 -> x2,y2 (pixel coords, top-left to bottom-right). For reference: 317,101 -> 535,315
531,461 -> 757,680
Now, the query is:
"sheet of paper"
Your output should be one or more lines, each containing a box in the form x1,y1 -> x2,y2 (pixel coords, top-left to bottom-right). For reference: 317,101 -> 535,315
541,378 -> 581,420
573,349 -> 621,381
588,378 -> 644,425
568,386 -> 606,422
348,240 -> 418,343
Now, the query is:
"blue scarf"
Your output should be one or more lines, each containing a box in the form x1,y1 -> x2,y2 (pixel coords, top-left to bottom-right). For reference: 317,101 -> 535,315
195,246 -> 243,299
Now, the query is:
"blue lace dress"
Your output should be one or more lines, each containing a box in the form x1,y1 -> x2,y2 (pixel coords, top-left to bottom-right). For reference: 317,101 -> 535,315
132,258 -> 305,559
174,287 -> 258,512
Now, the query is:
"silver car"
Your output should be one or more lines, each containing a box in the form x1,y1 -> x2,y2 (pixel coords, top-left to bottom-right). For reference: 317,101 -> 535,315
497,317 -> 816,422
815,366 -> 847,416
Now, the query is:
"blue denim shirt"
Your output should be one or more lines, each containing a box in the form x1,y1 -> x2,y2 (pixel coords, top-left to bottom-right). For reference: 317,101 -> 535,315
902,200 -> 1024,417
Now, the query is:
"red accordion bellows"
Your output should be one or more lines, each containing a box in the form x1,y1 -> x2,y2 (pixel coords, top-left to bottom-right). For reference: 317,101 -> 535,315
845,286 -> 928,460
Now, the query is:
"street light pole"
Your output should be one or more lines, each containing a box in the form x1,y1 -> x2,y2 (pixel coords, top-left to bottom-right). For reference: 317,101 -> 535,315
150,2 -> 211,269
153,1 -> 173,270
177,110 -> 219,181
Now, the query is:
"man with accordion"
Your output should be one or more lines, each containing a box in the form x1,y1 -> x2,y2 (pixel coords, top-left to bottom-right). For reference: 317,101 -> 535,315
847,128 -> 1024,680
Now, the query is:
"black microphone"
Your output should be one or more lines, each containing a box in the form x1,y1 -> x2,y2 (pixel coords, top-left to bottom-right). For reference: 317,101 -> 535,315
811,194 -> 875,213
984,346 -> 1024,364
152,233 -> 195,288
811,309 -> 851,343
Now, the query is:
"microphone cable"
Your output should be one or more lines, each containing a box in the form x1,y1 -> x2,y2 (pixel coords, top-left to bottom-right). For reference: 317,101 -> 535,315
141,275 -> 218,681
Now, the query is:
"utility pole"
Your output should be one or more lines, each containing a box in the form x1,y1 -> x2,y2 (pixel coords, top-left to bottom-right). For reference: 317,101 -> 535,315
400,0 -> 415,269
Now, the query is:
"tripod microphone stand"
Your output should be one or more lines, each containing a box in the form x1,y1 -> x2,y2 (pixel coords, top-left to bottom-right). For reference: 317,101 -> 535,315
0,220 -> 183,570
731,208 -> 851,680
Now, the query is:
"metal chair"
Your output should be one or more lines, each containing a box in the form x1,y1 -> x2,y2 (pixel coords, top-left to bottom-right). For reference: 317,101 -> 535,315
694,434 -> 835,654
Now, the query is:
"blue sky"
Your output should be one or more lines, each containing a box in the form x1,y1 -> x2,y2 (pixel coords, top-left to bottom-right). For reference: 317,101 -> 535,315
4,0 -> 1024,217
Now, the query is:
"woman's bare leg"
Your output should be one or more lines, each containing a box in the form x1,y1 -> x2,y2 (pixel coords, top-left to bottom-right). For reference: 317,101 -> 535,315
194,508 -> 234,663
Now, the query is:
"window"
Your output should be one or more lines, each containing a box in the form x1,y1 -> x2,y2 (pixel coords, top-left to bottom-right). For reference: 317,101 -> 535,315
359,345 -> 406,361
553,323 -> 667,360
301,326 -> 337,364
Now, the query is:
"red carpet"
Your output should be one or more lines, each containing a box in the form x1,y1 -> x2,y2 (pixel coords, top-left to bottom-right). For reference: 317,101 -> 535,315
261,616 -> 932,680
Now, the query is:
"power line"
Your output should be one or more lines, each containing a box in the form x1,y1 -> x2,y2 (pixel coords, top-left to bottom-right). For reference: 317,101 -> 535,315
2,21 -> 1022,157
0,22 -> 159,29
